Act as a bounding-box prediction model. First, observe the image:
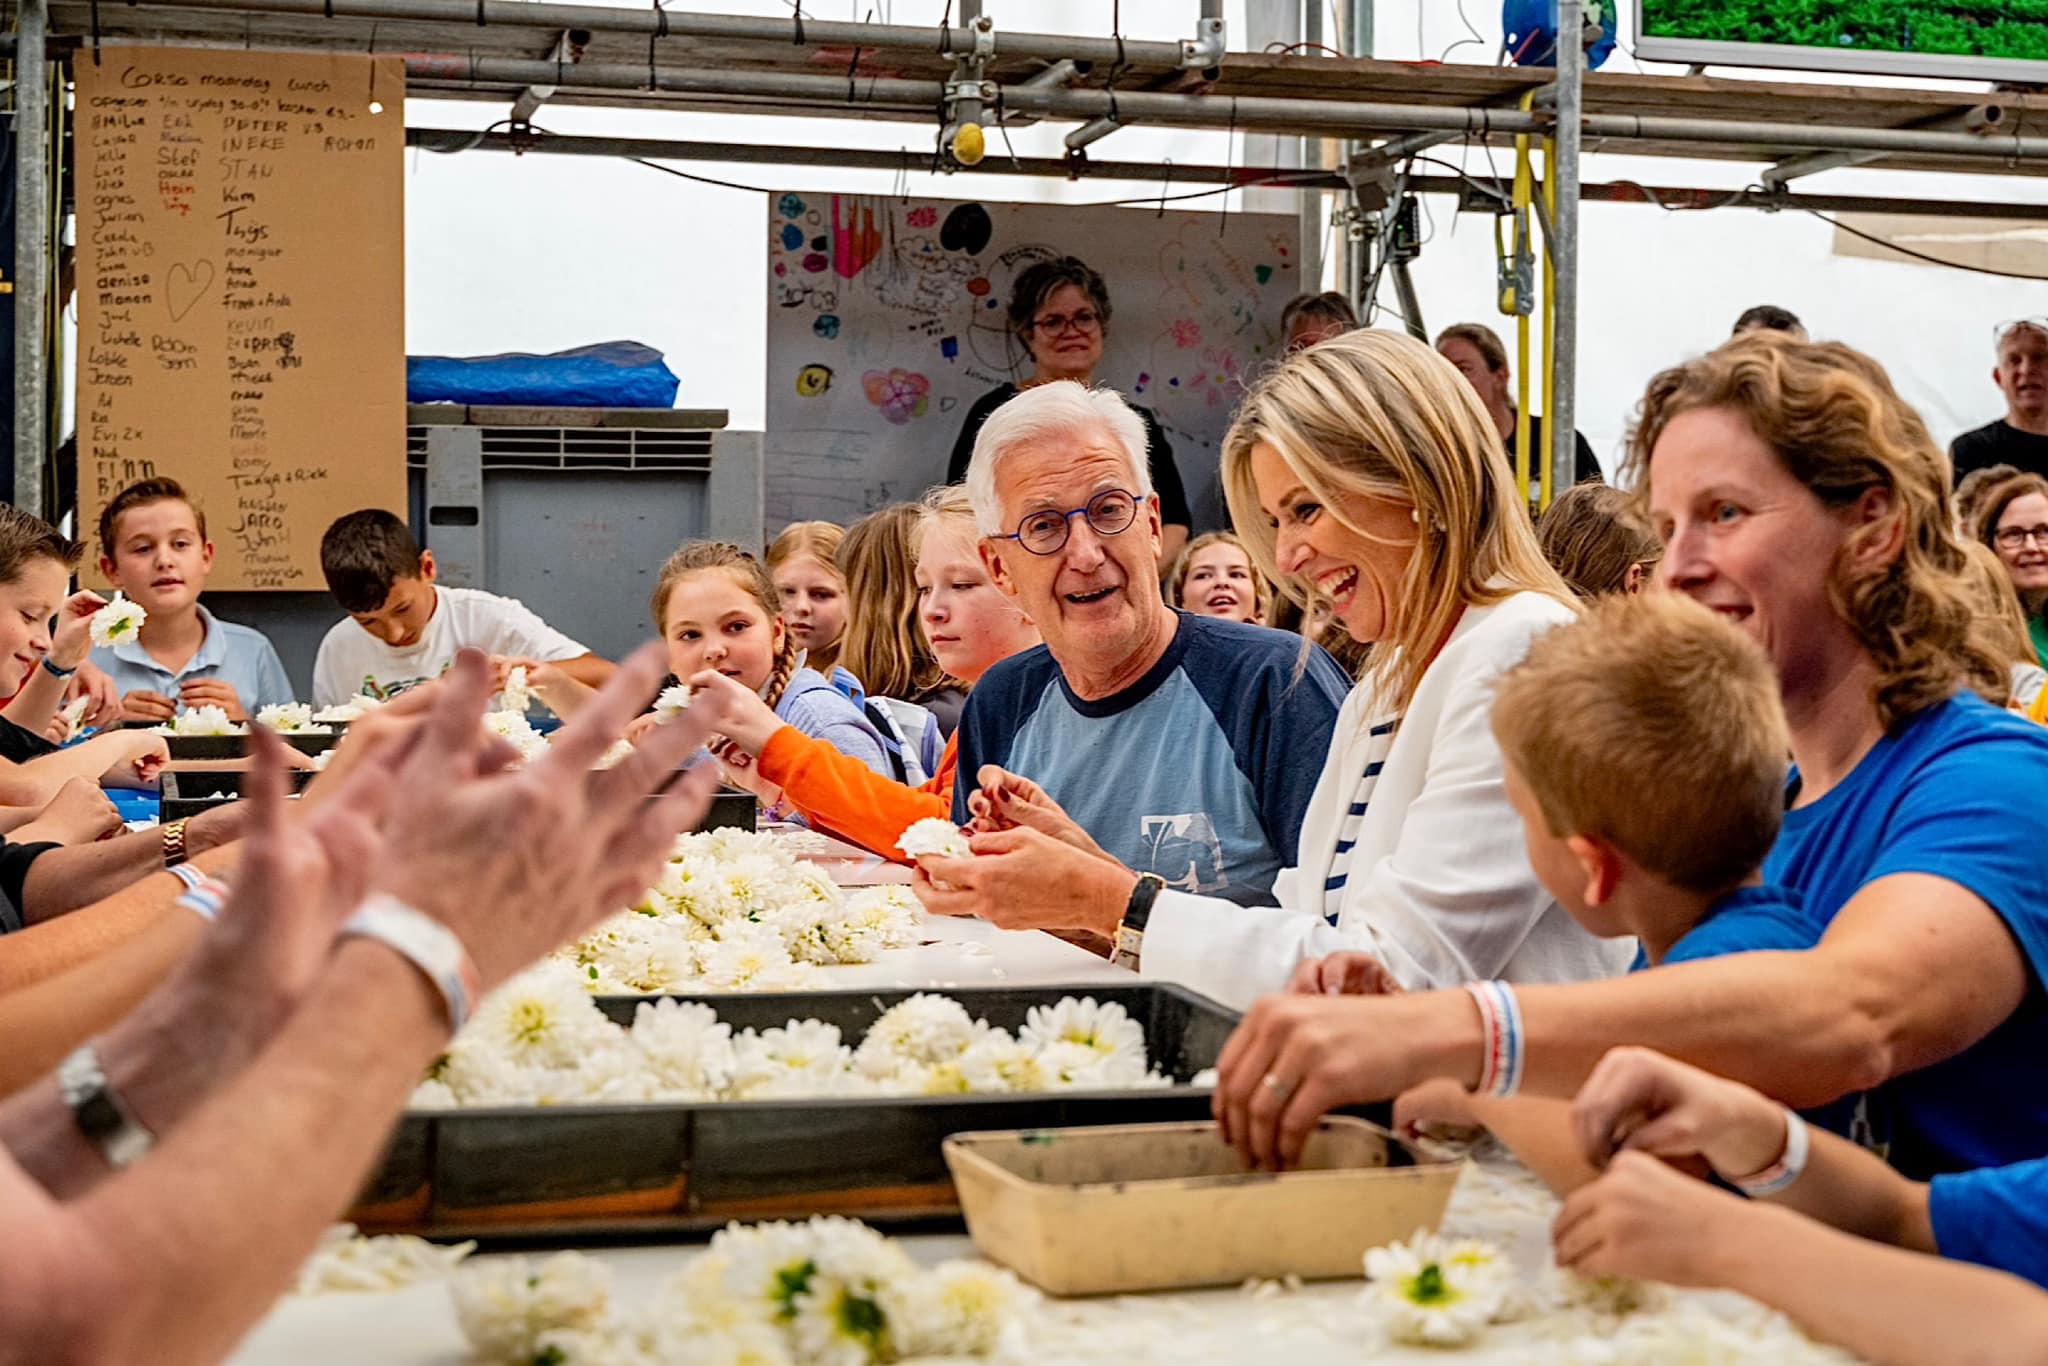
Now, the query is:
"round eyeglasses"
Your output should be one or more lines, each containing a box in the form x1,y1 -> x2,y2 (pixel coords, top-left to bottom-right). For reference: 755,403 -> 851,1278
1001,488 -> 1141,556
1995,524 -> 2048,552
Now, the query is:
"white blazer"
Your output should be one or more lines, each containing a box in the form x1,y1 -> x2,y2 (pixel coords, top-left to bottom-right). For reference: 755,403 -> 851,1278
1140,590 -> 1637,1010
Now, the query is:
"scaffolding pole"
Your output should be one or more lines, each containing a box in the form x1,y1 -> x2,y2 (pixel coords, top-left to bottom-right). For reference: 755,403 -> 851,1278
13,0 -> 49,513
1550,1 -> 1582,493
380,52 -> 2048,163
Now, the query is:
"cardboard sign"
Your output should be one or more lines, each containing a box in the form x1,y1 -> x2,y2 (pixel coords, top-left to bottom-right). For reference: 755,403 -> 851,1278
75,46 -> 404,589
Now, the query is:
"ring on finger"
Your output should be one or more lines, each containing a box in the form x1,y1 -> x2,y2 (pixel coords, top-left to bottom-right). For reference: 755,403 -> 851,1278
1261,1072 -> 1296,1101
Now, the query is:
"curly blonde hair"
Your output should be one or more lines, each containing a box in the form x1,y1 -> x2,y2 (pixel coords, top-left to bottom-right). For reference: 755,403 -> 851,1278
835,502 -> 947,703
1623,334 -> 2008,730
1222,329 -> 1573,715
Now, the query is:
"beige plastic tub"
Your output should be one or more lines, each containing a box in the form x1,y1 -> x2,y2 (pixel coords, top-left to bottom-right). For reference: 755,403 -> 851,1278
942,1117 -> 1464,1296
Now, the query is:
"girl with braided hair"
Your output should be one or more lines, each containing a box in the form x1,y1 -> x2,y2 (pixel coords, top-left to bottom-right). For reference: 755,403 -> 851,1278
644,541 -> 889,782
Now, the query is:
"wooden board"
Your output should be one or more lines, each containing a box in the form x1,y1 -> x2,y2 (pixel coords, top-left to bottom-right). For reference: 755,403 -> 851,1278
75,46 -> 405,589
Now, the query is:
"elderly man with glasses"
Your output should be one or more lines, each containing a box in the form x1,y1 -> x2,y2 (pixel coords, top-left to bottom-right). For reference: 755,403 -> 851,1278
945,256 -> 1193,565
924,381 -> 1349,919
1952,319 -> 2048,484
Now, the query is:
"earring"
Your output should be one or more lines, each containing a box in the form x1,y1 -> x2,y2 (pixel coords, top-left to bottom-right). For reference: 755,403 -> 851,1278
1410,508 -> 1421,525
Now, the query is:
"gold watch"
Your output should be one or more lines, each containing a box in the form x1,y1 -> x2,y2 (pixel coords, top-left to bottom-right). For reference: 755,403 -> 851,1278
161,818 -> 191,868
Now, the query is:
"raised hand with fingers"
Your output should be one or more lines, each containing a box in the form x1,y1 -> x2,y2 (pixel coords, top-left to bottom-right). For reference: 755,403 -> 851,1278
963,766 -> 1113,863
370,644 -> 719,990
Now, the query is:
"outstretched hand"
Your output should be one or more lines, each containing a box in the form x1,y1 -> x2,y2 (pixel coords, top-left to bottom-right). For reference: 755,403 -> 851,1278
370,644 -> 719,989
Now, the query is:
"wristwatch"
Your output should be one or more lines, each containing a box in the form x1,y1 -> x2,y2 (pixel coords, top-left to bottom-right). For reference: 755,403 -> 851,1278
1111,873 -> 1167,973
57,1044 -> 155,1169
161,818 -> 191,868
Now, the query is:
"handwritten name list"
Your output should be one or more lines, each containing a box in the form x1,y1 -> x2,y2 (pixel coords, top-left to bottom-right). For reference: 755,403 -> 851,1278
76,48 -> 404,590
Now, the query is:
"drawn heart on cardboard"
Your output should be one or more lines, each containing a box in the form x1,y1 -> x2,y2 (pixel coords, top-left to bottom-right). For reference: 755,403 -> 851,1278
166,260 -> 216,323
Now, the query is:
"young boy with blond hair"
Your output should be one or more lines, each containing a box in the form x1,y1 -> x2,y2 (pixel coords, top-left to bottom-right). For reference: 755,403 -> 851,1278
1397,591 -> 1825,1183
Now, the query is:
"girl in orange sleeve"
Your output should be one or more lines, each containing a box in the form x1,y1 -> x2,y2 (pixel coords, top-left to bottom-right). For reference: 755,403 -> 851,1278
686,487 -> 1039,859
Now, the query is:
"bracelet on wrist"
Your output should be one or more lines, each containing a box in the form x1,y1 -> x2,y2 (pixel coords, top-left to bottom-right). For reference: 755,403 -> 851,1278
161,819 -> 191,868
1731,1108 -> 1811,1197
40,655 -> 77,680
339,894 -> 480,1035
57,1043 -> 155,1169
1462,980 -> 1525,1098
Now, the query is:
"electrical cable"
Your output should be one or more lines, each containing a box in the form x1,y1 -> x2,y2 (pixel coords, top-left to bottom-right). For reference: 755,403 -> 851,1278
1808,210 -> 2048,282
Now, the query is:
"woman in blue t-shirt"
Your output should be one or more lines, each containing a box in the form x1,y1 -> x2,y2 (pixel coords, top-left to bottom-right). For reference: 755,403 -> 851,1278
1211,333 -> 2048,1184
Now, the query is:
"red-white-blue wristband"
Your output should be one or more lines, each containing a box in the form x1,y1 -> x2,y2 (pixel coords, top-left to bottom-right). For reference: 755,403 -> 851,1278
169,865 -> 230,923
1732,1107 -> 1811,1198
339,894 -> 480,1035
1463,980 -> 1525,1098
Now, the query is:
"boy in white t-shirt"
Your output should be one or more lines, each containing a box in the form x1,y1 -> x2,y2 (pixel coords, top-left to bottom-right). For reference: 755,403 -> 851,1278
311,509 -> 614,707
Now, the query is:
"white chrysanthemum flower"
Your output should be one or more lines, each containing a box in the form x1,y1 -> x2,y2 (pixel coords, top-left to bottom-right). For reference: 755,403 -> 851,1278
452,1252 -> 613,1364
1020,997 -> 1146,1059
592,915 -> 698,994
1546,1268 -> 1668,1318
253,702 -> 329,734
853,994 -> 980,1079
500,665 -> 532,715
483,708 -> 550,762
1363,1230 -> 1506,1347
89,595 -> 146,648
896,817 -> 971,861
881,1259 -> 1031,1359
958,1033 -> 1049,1094
697,926 -> 824,994
313,694 -> 383,724
165,704 -> 241,736
432,1039 -> 542,1107
468,963 -> 618,1069
292,1224 -> 475,1295
730,1020 -> 853,1099
631,998 -> 738,1099
656,1321 -> 796,1366
655,683 -> 695,720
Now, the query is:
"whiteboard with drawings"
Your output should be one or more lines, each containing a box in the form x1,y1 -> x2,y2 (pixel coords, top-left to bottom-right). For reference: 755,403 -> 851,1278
763,193 -> 1300,532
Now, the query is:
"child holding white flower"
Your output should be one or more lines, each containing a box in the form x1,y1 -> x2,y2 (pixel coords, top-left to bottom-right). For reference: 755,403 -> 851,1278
0,505 -> 168,807
680,487 -> 1038,860
88,477 -> 294,724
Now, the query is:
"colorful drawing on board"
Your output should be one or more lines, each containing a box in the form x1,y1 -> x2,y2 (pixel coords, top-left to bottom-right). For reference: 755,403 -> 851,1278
1134,372 -> 1151,394
967,277 -> 991,297
802,253 -> 829,274
1255,264 -> 1274,285
907,206 -> 938,228
779,224 -> 805,251
863,369 -> 931,425
795,364 -> 834,398
778,194 -> 806,219
939,203 -> 993,254
1171,319 -> 1201,349
813,314 -> 841,340
940,336 -> 959,360
831,197 -> 884,280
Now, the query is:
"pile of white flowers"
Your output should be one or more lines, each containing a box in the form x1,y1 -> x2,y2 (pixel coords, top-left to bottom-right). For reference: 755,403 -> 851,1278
451,1217 -> 1029,1365
254,702 -> 333,734
412,986 -> 1168,1109
293,1224 -> 474,1295
561,828 -> 924,995
313,695 -> 384,724
88,594 -> 146,648
484,708 -> 552,762
157,705 -> 243,737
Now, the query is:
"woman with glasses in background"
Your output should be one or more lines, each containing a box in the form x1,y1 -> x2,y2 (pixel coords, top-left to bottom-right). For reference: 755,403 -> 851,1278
945,256 -> 1193,565
1973,471 -> 2048,673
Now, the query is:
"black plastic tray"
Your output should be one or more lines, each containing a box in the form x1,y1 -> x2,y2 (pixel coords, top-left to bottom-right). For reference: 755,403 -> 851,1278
353,982 -> 1239,1242
159,767 -> 316,821
152,730 -> 339,760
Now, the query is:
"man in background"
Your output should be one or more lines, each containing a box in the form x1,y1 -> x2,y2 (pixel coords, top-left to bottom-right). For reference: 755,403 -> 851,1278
1952,319 -> 2048,484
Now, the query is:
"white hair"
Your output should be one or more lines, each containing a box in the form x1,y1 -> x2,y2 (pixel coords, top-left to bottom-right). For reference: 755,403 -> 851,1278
964,381 -> 1154,536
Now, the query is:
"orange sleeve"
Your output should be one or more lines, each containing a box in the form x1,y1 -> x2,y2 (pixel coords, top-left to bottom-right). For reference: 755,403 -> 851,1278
756,725 -> 958,863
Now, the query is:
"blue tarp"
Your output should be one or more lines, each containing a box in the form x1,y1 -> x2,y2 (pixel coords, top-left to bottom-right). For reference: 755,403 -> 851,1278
406,340 -> 680,408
